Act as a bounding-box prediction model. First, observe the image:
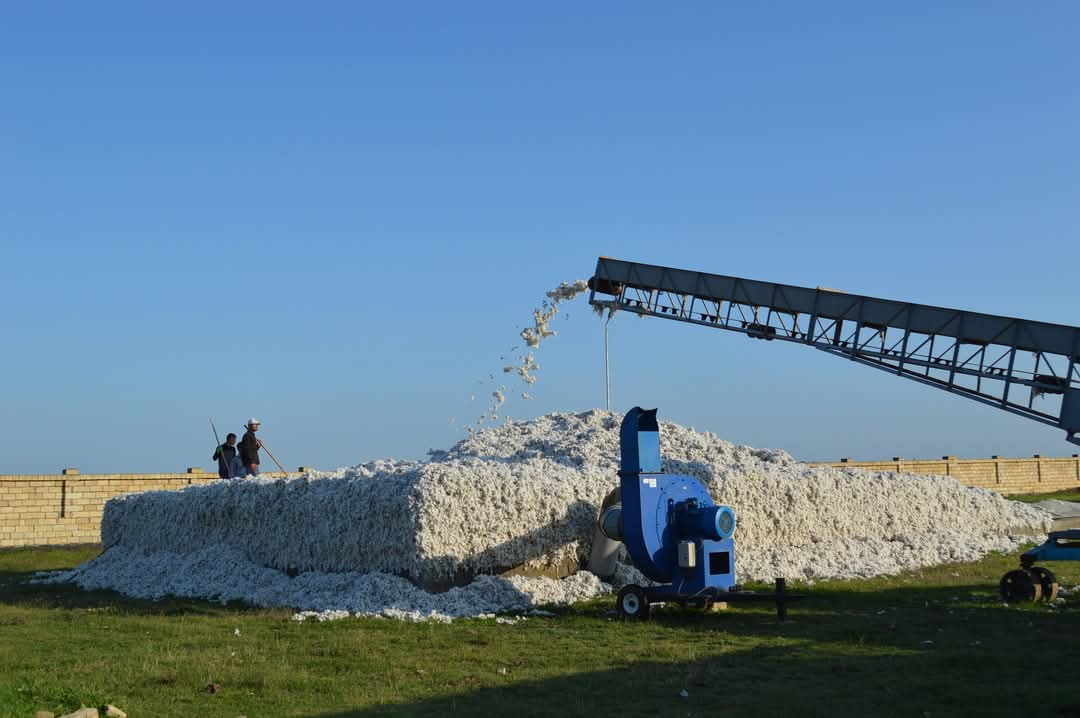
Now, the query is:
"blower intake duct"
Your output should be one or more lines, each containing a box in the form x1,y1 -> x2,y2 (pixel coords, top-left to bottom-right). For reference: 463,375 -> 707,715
598,505 -> 623,541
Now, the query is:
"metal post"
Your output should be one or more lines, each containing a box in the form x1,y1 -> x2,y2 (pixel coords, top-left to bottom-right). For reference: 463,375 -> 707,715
604,314 -> 612,412
776,577 -> 787,622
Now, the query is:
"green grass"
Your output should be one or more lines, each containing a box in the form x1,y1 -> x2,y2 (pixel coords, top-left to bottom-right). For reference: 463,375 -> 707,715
1010,488 -> 1080,504
1,546 -> 1078,718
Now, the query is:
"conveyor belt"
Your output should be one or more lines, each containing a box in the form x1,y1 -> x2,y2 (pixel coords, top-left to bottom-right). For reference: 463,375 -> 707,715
588,257 -> 1080,445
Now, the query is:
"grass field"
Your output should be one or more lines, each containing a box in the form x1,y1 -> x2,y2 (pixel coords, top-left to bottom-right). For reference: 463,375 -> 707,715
2,542 -> 1077,718
5,486 -> 1080,717
1010,488 -> 1080,503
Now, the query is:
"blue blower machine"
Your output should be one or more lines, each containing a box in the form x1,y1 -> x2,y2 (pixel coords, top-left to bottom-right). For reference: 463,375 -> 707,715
599,407 -> 801,620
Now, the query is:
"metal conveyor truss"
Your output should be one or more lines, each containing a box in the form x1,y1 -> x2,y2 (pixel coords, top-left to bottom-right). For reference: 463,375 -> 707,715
588,257 -> 1080,446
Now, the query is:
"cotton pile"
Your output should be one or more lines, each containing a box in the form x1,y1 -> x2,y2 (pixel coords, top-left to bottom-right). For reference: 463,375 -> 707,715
41,410 -> 1051,620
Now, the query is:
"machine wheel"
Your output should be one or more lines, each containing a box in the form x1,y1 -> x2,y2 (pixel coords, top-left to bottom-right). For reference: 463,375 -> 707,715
999,569 -> 1043,603
617,585 -> 650,620
1027,566 -> 1059,602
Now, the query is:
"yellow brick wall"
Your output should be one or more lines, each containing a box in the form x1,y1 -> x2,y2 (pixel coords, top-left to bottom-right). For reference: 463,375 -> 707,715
3,455 -> 1078,549
810,454 -> 1080,496
0,469 -> 298,548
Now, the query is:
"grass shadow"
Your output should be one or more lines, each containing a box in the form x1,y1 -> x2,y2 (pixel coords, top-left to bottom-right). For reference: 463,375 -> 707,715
300,575 -> 1080,717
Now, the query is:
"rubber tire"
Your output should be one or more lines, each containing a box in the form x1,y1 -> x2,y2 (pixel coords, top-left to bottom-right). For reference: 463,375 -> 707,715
1027,566 -> 1059,602
617,584 -> 650,620
1000,569 -> 1043,603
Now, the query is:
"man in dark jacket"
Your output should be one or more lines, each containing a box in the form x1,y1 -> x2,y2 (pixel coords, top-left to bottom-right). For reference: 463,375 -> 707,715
239,417 -> 262,476
212,433 -> 239,479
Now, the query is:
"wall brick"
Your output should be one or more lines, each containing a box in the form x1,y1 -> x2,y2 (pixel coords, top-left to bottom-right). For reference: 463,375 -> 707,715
6,457 -> 1070,548
0,469 -> 305,547
810,454 -> 1080,496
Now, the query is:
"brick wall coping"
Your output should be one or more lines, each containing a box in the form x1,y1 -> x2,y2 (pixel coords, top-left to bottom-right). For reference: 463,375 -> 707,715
0,470 -> 308,481
3,455 -> 1078,480
809,454 -> 1079,467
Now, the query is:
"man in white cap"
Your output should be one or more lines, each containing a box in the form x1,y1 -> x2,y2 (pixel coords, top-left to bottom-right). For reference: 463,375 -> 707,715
239,417 -> 263,476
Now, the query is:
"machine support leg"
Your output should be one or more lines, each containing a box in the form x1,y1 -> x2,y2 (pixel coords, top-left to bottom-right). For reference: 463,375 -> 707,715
604,315 -> 612,412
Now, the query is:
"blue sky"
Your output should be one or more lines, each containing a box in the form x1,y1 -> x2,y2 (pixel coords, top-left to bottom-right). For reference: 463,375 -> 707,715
1,2 -> 1078,473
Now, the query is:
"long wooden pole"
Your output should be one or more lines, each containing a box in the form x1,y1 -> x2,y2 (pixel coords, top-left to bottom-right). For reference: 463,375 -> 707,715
210,417 -> 233,479
260,442 -> 289,476
242,425 -> 289,476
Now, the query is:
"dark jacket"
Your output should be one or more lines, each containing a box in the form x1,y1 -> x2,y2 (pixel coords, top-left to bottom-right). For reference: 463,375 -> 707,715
239,431 -> 260,467
212,444 -> 238,479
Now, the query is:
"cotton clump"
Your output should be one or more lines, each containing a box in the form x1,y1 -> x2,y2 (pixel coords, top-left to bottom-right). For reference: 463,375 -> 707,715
497,279 -> 589,397
41,410 -> 1051,620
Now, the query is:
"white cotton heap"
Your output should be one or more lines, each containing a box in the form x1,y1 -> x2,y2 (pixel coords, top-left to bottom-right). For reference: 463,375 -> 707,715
42,410 -> 1051,619
42,544 -> 607,622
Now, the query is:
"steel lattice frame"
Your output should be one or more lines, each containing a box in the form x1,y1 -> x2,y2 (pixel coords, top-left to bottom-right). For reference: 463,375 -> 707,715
589,257 -> 1080,446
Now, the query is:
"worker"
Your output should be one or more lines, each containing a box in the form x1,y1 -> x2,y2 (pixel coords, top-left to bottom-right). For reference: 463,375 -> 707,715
239,417 -> 263,476
212,433 -> 240,479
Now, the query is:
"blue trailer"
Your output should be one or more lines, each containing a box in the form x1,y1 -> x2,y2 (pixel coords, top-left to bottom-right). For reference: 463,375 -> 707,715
1000,530 -> 1080,602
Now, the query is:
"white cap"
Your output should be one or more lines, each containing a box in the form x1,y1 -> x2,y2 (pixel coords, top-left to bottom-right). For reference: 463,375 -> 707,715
247,417 -> 261,428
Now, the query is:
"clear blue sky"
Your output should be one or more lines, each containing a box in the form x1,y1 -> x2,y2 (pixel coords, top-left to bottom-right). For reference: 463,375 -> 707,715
1,2 -> 1078,473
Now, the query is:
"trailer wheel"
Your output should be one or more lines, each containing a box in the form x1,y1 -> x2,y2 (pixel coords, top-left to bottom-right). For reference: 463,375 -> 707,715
1027,566 -> 1059,602
617,585 -> 650,620
999,569 -> 1042,603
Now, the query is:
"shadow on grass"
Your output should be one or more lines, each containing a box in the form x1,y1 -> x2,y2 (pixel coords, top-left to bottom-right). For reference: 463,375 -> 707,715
301,604 -> 1080,717
295,571 -> 1080,717
306,587 -> 1079,718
